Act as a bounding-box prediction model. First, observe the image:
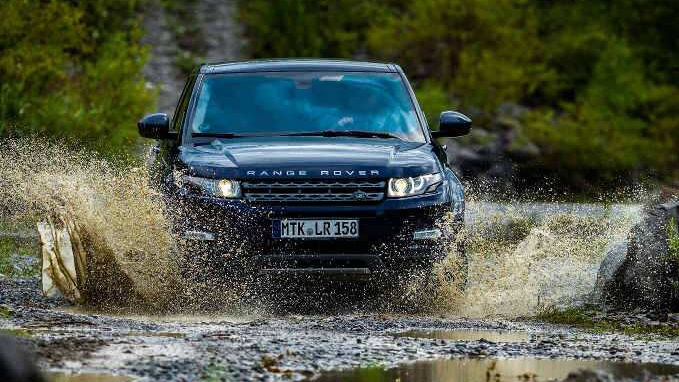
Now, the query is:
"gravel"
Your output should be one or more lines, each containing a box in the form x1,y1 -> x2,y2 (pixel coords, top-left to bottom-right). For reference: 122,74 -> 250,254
2,277 -> 679,381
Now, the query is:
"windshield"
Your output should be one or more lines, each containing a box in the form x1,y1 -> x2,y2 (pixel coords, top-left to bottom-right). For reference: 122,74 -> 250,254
189,72 -> 425,142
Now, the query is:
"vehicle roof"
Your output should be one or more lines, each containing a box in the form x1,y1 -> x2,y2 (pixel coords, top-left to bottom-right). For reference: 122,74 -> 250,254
200,59 -> 399,74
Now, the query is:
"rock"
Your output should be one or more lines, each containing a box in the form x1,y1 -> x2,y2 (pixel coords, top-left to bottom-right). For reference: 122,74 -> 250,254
443,109 -> 542,194
562,369 -> 615,382
0,335 -> 46,382
496,103 -> 529,119
596,202 -> 679,311
445,139 -> 492,174
592,240 -> 629,306
507,141 -> 540,160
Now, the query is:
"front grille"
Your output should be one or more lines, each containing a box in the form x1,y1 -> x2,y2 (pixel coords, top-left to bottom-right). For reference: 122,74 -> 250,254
241,180 -> 386,203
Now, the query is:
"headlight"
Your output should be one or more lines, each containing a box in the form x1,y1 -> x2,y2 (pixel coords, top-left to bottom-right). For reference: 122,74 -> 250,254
176,174 -> 241,198
387,173 -> 443,198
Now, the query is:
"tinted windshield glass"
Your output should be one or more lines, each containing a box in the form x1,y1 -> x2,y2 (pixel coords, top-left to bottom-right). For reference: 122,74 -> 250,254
189,72 -> 424,142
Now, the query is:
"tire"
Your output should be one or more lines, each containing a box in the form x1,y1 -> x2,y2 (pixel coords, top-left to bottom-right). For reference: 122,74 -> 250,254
374,262 -> 438,313
378,241 -> 468,313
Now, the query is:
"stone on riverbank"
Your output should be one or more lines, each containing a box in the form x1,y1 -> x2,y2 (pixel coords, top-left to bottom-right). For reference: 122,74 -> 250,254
594,202 -> 679,311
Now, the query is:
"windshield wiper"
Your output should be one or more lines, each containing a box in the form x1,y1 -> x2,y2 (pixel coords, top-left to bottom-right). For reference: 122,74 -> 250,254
192,132 -> 246,138
281,130 -> 401,139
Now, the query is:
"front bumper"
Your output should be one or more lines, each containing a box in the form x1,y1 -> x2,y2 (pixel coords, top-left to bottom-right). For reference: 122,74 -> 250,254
173,188 -> 461,276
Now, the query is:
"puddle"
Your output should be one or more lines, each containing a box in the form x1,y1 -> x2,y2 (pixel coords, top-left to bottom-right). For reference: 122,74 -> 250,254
48,372 -> 133,382
313,358 -> 679,382
119,331 -> 185,338
393,329 -> 531,342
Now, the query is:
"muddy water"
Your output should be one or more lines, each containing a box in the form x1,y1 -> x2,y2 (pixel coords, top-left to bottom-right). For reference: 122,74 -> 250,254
314,359 -> 679,382
0,139 -> 181,309
47,372 -> 133,382
393,329 -> 531,342
433,201 -> 642,317
0,137 -> 647,317
1,138 -> 675,382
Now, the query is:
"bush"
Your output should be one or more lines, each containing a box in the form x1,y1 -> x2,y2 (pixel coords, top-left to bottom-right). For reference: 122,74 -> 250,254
239,0 -> 389,59
367,0 -> 547,114
522,38 -> 678,186
0,0 -> 154,153
238,0 -> 679,189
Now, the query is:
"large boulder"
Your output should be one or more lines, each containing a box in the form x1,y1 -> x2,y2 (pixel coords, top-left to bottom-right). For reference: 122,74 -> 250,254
595,202 -> 679,311
591,239 -> 628,306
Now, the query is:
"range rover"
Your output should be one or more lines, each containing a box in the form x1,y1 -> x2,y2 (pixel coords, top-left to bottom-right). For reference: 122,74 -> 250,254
138,59 -> 470,287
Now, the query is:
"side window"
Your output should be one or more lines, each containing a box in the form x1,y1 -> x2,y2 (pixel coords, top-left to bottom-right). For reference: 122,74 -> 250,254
171,75 -> 196,133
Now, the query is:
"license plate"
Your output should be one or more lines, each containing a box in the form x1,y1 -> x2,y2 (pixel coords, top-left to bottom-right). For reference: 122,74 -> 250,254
273,219 -> 359,238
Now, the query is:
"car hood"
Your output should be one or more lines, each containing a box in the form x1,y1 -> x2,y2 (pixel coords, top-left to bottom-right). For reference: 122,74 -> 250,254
178,136 -> 440,179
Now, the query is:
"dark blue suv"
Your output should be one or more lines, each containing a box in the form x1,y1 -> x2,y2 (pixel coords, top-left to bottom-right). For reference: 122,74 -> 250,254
139,59 -> 470,284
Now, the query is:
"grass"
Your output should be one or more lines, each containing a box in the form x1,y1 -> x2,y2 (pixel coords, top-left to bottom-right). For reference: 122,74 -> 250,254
668,217 -> 679,262
0,237 -> 40,278
0,305 -> 13,318
536,307 -> 679,338
0,328 -> 33,338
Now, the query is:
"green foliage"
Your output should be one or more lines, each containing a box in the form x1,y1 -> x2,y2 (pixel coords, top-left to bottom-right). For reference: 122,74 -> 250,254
0,305 -> 13,318
521,37 -> 677,186
239,0 -> 387,58
415,82 -> 451,129
0,328 -> 33,338
367,0 -> 546,114
0,0 -> 154,152
239,0 -> 679,189
537,307 -> 679,338
0,238 -> 40,278
668,217 -> 679,262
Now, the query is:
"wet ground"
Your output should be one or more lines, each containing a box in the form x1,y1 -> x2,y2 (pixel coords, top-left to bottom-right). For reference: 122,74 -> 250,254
316,359 -> 679,382
3,277 -> 679,381
2,200 -> 675,380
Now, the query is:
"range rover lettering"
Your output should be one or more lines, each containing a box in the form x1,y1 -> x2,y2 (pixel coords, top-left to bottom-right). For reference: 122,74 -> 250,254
138,59 -> 470,293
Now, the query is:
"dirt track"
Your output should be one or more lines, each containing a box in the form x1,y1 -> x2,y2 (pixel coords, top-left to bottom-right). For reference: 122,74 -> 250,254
3,277 -> 679,381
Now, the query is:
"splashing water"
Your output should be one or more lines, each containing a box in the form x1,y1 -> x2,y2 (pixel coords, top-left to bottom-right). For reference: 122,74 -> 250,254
0,138 -> 646,316
433,202 -> 642,318
0,138 -> 180,310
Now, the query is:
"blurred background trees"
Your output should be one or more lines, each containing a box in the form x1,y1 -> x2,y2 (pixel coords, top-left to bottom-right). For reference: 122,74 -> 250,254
0,0 -> 676,193
240,0 -> 678,193
0,0 -> 153,151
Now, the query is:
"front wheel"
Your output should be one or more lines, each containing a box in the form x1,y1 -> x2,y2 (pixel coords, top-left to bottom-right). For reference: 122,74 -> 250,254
377,247 -> 468,313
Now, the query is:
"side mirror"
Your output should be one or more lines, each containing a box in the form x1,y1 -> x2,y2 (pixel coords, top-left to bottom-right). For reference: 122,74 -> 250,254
138,113 -> 172,139
432,111 -> 471,138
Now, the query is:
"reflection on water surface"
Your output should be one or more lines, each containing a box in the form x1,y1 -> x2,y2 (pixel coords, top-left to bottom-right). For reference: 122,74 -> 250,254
313,358 -> 679,382
48,372 -> 133,382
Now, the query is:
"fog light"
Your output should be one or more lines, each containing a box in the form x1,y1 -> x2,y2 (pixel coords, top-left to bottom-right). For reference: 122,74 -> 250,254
183,230 -> 215,241
413,229 -> 442,240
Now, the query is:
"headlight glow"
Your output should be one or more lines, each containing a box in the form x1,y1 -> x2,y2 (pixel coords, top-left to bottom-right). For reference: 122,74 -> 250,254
388,173 -> 443,198
217,179 -> 238,198
392,178 -> 411,194
177,174 -> 241,198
